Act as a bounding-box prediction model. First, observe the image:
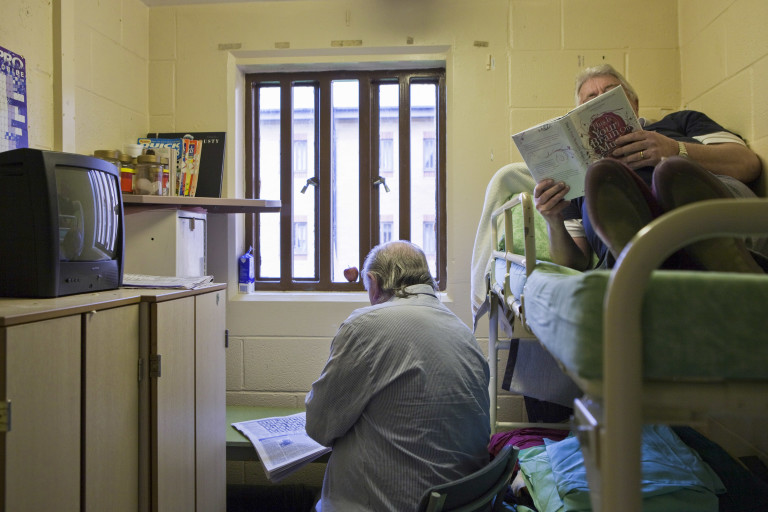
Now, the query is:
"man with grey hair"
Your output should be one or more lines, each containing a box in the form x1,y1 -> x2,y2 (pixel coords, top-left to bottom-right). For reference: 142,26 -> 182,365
306,240 -> 491,511
534,63 -> 765,271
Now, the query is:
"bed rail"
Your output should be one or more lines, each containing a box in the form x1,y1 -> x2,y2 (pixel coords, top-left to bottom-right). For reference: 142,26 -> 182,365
591,197 -> 768,512
488,192 -> 539,432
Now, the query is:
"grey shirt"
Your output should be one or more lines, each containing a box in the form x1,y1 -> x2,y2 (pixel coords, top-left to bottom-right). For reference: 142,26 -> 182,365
305,284 -> 491,511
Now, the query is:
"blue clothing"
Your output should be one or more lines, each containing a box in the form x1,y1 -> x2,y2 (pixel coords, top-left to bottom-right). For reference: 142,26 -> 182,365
564,110 -> 752,268
518,425 -> 725,512
305,284 -> 491,512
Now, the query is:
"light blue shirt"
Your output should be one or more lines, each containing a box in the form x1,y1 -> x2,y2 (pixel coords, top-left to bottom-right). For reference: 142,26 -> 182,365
305,284 -> 491,511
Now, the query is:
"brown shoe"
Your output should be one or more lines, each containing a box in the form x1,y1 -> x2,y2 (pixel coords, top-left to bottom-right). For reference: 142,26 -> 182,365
585,159 -> 663,259
652,156 -> 764,273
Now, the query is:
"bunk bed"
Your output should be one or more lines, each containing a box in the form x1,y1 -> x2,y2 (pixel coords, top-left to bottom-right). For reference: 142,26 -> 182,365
470,163 -> 768,512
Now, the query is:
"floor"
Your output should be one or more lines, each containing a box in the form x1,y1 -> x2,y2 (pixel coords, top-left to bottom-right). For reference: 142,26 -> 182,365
227,484 -> 319,512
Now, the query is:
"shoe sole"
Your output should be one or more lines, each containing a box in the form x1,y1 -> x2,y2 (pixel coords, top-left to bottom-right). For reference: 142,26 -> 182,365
653,157 -> 764,273
585,159 -> 660,259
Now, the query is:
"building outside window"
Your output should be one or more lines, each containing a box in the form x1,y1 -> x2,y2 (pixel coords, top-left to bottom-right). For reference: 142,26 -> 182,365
379,135 -> 394,175
293,137 -> 308,175
293,220 -> 308,256
380,219 -> 393,244
245,68 -> 446,291
423,132 -> 436,176
422,218 -> 436,257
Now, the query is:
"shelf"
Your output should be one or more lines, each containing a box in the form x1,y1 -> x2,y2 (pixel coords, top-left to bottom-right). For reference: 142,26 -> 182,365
122,195 -> 280,214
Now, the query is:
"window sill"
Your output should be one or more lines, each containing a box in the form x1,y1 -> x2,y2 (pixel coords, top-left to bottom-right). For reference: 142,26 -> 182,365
229,290 -> 453,304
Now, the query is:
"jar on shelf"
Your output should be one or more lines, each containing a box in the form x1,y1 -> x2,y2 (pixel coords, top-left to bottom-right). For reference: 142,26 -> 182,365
118,153 -> 135,194
93,149 -> 120,173
134,154 -> 164,195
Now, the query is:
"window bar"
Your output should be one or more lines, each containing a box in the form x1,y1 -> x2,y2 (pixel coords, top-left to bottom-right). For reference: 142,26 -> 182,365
436,74 -> 448,287
318,78 -> 332,288
360,76 -> 375,266
280,78 -> 293,287
245,80 -> 257,256
398,75 -> 411,241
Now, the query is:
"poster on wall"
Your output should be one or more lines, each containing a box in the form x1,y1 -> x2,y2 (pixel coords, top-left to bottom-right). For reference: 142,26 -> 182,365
0,45 -> 28,151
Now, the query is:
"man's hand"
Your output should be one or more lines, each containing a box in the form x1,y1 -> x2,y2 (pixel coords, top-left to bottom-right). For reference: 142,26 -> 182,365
611,130 -> 677,169
533,179 -> 571,221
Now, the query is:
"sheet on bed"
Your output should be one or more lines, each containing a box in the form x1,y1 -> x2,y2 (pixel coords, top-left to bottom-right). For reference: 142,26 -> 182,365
506,261 -> 768,381
470,162 -> 548,332
518,425 -> 724,512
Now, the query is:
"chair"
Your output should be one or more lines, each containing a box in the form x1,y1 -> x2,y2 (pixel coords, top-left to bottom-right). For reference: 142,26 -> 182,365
419,445 -> 518,512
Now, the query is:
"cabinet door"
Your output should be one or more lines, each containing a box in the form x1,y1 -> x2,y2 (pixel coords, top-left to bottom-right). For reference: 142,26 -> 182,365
84,305 -> 140,512
2,316 -> 81,512
152,297 -> 196,512
195,290 -> 226,511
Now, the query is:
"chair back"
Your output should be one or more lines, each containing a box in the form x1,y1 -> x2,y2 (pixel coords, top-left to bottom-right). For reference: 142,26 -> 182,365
419,445 -> 518,512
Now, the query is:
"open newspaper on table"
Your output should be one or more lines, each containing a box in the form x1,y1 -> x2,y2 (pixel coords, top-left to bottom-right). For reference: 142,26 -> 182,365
231,411 -> 331,482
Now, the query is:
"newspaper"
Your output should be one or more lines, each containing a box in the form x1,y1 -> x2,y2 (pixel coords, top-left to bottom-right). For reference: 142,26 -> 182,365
231,411 -> 331,482
122,273 -> 214,289
512,85 -> 642,200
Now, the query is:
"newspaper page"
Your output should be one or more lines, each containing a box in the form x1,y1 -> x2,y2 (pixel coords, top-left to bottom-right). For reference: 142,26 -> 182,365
512,86 -> 641,200
232,412 -> 331,482
122,273 -> 213,289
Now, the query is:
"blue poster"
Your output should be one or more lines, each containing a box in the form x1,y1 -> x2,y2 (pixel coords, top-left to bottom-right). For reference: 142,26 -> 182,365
0,46 -> 28,151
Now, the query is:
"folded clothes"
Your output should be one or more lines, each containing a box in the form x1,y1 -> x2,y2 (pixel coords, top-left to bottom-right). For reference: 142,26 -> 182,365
489,427 -> 570,457
518,425 -> 725,512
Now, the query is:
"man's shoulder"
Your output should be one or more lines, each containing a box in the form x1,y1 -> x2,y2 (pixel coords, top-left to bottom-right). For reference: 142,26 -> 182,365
646,110 -> 729,140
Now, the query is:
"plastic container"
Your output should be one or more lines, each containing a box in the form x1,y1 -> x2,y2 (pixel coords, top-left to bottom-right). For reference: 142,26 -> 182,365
122,143 -> 144,159
238,247 -> 255,293
118,153 -> 135,194
134,154 -> 164,195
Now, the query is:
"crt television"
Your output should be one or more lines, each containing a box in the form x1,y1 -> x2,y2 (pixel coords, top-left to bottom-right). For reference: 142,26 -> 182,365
0,148 -> 125,298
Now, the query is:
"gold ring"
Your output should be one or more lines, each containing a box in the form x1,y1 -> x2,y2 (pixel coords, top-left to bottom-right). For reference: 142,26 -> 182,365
640,150 -> 644,159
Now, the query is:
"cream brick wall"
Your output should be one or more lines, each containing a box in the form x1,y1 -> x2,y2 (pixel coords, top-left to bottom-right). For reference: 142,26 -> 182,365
3,0 -> 149,153
71,0 -> 150,154
678,0 -> 768,455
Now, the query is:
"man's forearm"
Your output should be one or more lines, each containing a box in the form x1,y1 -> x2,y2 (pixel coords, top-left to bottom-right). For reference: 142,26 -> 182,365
546,222 -> 591,271
685,142 -> 762,183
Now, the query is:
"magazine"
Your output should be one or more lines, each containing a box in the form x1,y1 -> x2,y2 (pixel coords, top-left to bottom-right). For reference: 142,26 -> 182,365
231,411 -> 331,482
511,85 -> 642,200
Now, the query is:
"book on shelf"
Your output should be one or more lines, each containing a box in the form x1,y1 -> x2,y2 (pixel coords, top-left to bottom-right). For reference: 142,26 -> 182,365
148,132 -> 226,198
231,411 -> 331,483
512,85 -> 642,200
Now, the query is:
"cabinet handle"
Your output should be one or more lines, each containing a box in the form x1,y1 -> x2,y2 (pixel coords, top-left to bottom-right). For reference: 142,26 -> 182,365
150,355 -> 162,378
0,400 -> 11,432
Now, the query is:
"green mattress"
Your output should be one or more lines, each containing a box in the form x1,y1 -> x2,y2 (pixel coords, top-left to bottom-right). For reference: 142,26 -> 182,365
502,260 -> 768,381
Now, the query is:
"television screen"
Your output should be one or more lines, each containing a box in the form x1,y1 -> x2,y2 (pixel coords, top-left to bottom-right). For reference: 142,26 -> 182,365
56,166 -> 121,262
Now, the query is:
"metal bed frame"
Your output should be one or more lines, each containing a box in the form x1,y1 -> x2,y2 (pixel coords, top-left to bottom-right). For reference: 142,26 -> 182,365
485,193 -> 768,512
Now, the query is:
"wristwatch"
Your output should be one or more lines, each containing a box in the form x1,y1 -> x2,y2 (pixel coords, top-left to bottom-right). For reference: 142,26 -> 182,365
677,141 -> 688,158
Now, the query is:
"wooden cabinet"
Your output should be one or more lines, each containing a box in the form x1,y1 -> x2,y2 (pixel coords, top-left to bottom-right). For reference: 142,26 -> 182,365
2,316 -> 81,512
0,285 -> 225,512
85,304 -> 141,512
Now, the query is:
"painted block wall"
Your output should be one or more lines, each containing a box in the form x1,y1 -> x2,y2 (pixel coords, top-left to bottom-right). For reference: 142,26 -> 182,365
2,0 -> 149,153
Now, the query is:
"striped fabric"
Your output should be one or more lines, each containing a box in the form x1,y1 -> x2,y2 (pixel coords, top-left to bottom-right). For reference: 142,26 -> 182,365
306,284 -> 491,511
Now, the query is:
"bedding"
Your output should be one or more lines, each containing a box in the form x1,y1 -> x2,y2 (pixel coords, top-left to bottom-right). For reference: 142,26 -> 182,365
509,261 -> 768,381
518,425 -> 725,512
